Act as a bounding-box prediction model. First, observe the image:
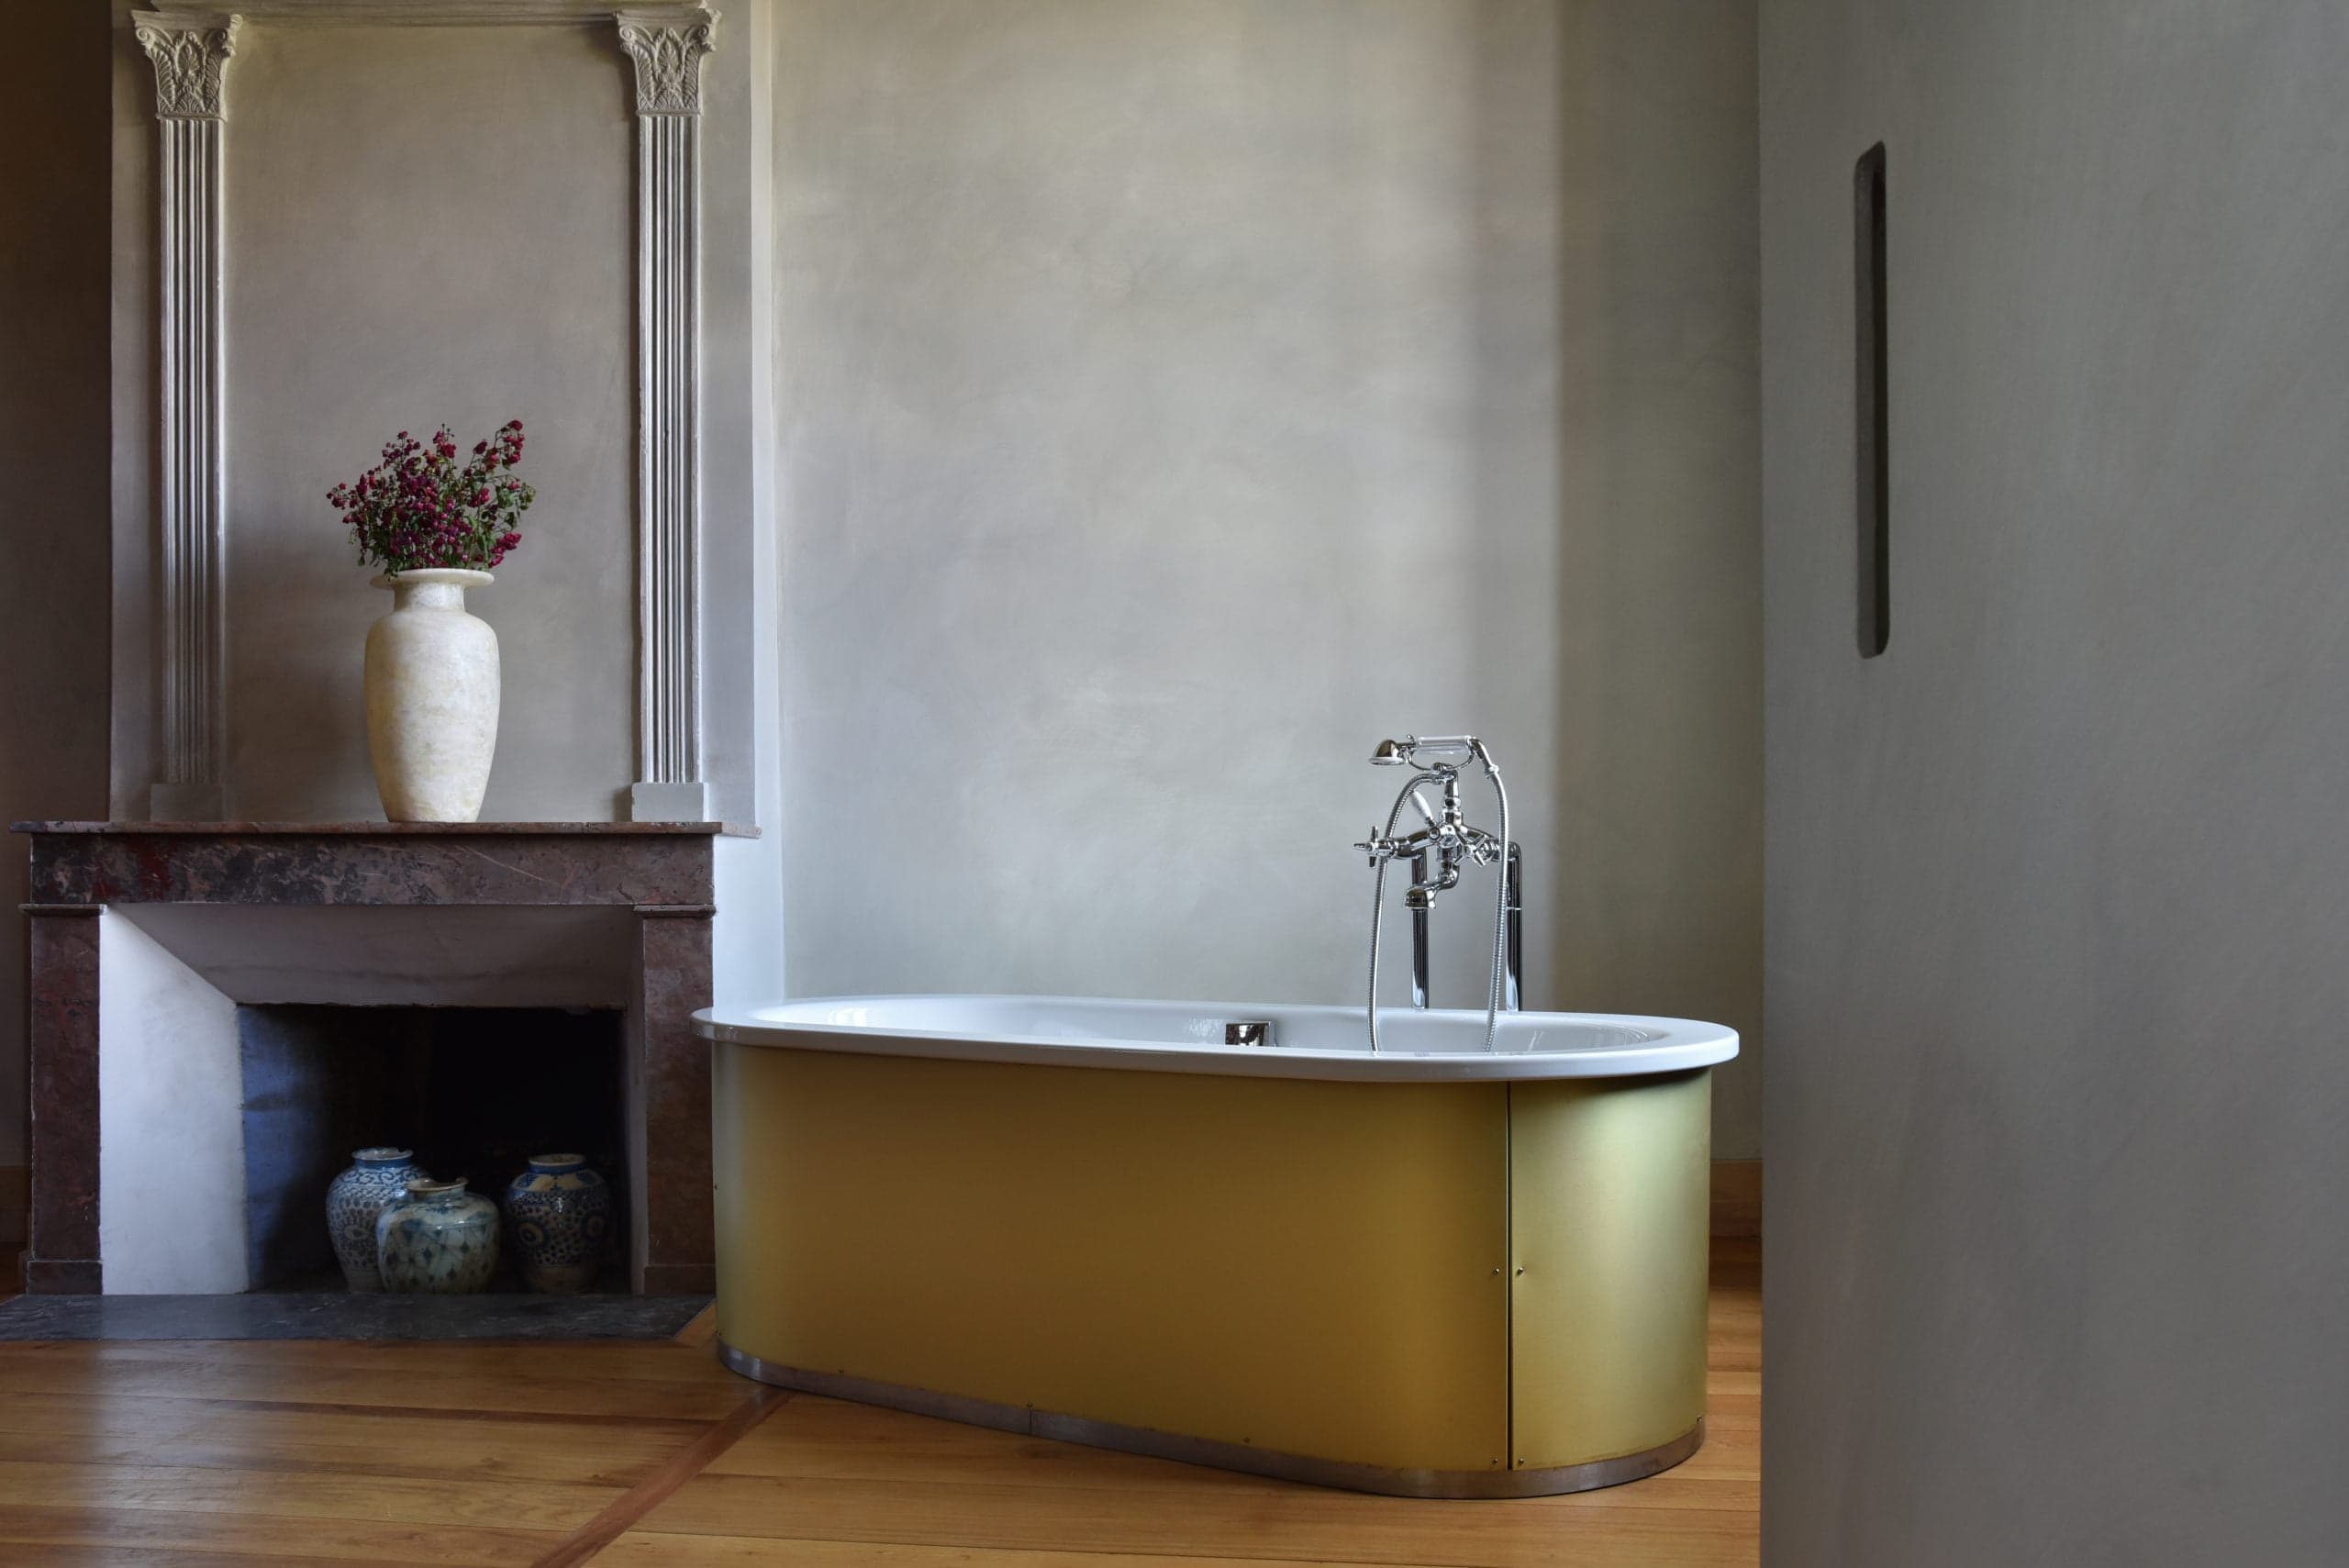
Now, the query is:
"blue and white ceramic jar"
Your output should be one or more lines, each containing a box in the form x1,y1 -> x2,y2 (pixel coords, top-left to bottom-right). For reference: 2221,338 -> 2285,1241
326,1147 -> 425,1292
375,1175 -> 500,1294
503,1153 -> 612,1295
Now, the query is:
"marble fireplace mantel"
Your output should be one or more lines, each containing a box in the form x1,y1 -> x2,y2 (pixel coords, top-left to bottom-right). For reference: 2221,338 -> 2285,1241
15,820 -> 755,1296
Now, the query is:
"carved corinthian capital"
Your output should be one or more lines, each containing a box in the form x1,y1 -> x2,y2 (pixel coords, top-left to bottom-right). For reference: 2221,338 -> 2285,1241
616,7 -> 718,117
132,11 -> 240,121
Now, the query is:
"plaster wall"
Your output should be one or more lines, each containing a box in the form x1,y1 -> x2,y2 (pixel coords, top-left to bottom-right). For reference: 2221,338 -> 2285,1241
220,24 -> 635,822
0,2 -> 114,1172
1762,1 -> 2349,1560
768,0 -> 1764,1151
97,909 -> 248,1294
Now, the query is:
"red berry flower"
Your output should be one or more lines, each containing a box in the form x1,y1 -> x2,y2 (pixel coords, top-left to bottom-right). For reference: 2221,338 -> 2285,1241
328,419 -> 536,577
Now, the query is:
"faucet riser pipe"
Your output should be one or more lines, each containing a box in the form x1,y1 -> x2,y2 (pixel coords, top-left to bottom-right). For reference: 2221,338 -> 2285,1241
1505,844 -> 1523,1012
1409,849 -> 1431,1010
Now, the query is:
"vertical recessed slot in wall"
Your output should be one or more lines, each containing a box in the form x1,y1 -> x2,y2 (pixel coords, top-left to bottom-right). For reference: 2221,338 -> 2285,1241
1854,142 -> 1890,658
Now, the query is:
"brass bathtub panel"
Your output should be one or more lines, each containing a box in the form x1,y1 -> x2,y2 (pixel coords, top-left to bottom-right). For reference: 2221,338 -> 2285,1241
1507,1069 -> 1713,1470
713,1043 -> 1510,1474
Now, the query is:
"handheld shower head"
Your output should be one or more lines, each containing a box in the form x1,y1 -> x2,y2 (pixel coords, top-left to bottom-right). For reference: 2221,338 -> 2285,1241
1369,735 -> 1483,769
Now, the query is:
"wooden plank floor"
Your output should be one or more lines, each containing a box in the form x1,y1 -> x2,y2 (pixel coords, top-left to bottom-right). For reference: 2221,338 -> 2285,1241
0,1240 -> 1756,1567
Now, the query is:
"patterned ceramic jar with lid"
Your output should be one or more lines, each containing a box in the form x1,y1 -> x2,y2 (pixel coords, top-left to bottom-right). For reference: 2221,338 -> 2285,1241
375,1175 -> 500,1294
326,1147 -> 426,1291
503,1153 -> 612,1294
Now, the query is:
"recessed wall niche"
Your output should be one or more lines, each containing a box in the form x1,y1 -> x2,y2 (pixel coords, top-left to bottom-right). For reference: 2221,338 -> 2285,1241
1854,140 -> 1889,660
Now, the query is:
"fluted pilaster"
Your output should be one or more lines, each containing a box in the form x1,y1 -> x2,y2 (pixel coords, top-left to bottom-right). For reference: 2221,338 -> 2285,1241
618,8 -> 716,822
133,11 -> 240,821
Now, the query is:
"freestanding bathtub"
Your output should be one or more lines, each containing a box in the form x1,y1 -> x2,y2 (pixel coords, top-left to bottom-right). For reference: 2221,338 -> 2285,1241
694,995 -> 1738,1498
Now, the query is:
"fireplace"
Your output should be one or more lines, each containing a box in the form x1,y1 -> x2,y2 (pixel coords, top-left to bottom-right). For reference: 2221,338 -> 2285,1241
16,822 -> 743,1296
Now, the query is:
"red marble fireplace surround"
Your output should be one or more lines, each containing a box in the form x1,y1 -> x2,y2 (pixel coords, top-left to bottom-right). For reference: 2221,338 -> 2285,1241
14,821 -> 751,1296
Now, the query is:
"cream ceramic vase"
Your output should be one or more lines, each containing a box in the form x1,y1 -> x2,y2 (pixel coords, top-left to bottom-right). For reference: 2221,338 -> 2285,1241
363,569 -> 499,822
375,1175 -> 501,1295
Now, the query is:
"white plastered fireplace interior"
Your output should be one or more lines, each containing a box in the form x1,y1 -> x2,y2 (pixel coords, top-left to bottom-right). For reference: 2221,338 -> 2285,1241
93,904 -> 639,1294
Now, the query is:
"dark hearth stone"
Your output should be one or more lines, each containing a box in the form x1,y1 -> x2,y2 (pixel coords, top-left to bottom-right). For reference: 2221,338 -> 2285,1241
0,1292 -> 710,1342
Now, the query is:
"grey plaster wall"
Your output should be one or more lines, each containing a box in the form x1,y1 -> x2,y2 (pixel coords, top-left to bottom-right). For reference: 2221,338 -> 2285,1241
769,0 -> 1764,1152
221,25 -> 635,822
0,2 -> 115,1169
1762,2 -> 2349,1560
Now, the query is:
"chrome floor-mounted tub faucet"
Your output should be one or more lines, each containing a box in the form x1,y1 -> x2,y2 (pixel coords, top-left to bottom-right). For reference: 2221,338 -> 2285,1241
1354,736 -> 1520,1051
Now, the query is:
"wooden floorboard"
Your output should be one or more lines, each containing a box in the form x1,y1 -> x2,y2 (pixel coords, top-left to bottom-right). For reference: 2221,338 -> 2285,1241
0,1503 -> 569,1565
0,1238 -> 1759,1567
674,1302 -> 721,1348
0,1320 -> 766,1565
534,1385 -> 790,1568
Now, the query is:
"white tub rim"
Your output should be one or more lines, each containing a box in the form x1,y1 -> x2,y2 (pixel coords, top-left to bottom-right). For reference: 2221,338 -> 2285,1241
694,993 -> 1737,1083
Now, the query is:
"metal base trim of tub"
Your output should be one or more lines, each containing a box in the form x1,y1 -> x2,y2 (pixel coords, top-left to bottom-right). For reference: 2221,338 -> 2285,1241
718,1343 -> 1705,1499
